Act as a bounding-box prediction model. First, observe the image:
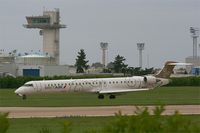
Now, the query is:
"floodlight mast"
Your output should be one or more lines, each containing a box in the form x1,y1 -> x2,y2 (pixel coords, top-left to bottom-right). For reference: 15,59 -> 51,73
100,42 -> 108,68
137,43 -> 145,68
190,27 -> 199,59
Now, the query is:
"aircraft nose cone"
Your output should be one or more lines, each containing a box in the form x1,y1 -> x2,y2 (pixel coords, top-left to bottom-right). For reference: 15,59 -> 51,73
15,89 -> 19,94
15,88 -> 23,95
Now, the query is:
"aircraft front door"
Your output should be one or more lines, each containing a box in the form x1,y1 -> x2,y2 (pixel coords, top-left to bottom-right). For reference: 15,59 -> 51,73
101,80 -> 107,89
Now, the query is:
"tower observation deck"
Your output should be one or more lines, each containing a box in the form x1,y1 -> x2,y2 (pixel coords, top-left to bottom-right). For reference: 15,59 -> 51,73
24,9 -> 66,65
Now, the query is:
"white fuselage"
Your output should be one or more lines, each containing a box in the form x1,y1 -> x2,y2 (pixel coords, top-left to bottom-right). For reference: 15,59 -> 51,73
15,76 -> 169,97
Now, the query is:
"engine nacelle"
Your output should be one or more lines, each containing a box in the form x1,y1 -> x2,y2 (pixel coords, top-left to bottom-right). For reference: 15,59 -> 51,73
143,76 -> 157,84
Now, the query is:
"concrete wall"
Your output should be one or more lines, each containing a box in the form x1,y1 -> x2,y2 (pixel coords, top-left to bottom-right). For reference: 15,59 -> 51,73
0,63 -> 17,76
185,56 -> 200,66
17,65 -> 76,77
185,56 -> 200,74
0,55 -> 15,63
43,11 -> 58,25
43,29 -> 59,65
16,56 -> 56,65
44,65 -> 70,77
43,10 -> 60,65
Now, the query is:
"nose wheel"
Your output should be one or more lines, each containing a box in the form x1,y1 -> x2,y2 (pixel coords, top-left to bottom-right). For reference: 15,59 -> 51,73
22,95 -> 27,100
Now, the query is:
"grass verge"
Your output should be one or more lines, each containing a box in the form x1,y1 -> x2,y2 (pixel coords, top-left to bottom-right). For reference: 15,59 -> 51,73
6,115 -> 200,133
0,86 -> 199,107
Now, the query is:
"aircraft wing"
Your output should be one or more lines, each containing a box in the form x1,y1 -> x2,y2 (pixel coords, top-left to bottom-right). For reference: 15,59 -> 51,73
99,88 -> 149,94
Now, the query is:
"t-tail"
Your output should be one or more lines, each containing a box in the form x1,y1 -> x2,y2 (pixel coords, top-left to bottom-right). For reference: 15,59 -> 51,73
155,61 -> 177,79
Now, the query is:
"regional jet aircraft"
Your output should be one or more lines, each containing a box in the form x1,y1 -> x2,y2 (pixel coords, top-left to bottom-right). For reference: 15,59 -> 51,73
14,61 -> 189,100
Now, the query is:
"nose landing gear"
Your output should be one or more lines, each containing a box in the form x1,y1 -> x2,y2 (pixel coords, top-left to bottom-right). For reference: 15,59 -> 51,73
22,95 -> 27,100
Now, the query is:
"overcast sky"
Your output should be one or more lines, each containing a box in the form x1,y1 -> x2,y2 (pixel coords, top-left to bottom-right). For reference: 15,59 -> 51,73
0,0 -> 199,68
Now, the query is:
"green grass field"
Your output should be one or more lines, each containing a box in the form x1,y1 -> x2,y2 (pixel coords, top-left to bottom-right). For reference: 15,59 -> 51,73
6,115 -> 200,133
7,117 -> 110,133
0,87 -> 199,107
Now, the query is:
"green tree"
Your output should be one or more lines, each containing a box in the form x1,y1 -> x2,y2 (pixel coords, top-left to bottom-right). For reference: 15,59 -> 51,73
0,113 -> 9,133
103,111 -> 128,133
126,67 -> 154,76
112,55 -> 128,73
39,127 -> 51,133
100,106 -> 200,133
75,49 -> 89,73
62,121 -> 72,133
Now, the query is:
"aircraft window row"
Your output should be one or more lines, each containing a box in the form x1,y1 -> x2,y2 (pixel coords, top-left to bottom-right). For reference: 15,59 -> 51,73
46,82 -> 103,87
45,80 -> 137,87
108,81 -> 135,84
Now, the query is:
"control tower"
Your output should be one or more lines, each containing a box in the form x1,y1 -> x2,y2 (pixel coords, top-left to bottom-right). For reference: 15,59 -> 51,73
24,9 -> 66,65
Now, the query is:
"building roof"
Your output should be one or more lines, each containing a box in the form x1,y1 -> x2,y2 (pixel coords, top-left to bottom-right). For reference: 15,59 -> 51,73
20,54 -> 49,58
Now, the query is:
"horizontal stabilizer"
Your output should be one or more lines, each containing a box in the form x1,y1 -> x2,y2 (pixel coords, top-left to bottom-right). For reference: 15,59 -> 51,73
99,88 -> 149,94
168,63 -> 193,66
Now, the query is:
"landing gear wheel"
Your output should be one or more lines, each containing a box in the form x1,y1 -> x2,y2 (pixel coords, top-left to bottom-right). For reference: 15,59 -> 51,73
98,94 -> 104,99
109,95 -> 116,99
22,95 -> 27,100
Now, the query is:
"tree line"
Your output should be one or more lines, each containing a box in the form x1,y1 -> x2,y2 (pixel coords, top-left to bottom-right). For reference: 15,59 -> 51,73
0,76 -> 199,89
75,49 -> 154,75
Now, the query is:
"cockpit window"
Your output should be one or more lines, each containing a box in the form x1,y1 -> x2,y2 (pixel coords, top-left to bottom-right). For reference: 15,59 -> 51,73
23,84 -> 33,87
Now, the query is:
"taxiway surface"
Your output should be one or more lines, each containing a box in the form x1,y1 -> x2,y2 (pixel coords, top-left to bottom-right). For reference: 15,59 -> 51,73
0,105 -> 199,118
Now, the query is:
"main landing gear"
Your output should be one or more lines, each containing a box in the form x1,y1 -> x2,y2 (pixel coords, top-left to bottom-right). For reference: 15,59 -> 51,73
98,94 -> 104,99
109,95 -> 116,99
98,94 -> 116,99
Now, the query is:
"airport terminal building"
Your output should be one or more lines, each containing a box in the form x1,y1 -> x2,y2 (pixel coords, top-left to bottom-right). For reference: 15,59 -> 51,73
0,52 -> 76,77
185,56 -> 200,75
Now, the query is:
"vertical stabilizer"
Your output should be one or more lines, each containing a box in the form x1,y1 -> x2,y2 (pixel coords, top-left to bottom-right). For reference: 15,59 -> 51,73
155,61 -> 177,78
